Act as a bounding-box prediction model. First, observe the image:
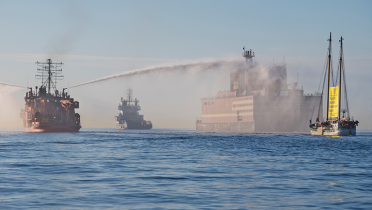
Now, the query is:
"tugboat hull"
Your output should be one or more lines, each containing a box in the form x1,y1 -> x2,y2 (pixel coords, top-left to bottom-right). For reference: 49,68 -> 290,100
116,120 -> 152,130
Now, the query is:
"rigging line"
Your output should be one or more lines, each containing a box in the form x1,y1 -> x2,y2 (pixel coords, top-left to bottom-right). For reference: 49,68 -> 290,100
318,58 -> 328,120
332,42 -> 341,88
335,56 -> 339,85
311,63 -> 325,119
330,53 -> 334,87
317,50 -> 330,120
342,55 -> 350,118
311,49 -> 328,120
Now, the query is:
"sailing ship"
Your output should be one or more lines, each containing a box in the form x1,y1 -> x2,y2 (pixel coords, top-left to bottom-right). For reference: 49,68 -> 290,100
309,33 -> 359,135
115,89 -> 152,130
20,59 -> 81,132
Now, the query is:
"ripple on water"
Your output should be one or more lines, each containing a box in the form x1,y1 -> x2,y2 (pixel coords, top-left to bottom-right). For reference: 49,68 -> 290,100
0,129 -> 371,209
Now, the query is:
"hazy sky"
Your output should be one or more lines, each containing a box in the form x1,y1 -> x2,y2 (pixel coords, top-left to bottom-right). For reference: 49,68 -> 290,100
0,0 -> 371,129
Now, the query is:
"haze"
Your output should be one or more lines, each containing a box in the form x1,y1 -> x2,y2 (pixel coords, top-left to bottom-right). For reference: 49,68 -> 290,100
0,0 -> 371,129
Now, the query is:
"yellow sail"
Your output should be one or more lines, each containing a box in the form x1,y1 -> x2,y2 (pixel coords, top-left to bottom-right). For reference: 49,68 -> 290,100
328,86 -> 339,118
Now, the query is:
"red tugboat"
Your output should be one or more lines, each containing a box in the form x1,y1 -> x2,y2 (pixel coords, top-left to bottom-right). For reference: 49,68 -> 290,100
20,59 -> 81,132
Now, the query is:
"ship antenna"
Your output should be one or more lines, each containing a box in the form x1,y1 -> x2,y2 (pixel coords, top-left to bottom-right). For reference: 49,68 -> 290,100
127,88 -> 133,104
242,47 -> 255,62
35,59 -> 64,94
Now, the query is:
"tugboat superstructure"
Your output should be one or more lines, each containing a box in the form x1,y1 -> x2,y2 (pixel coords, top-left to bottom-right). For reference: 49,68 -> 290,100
115,89 -> 152,129
20,59 -> 81,132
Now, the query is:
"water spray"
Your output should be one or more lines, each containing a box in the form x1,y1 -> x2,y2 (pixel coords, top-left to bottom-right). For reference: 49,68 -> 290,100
71,60 -> 247,88
0,82 -> 25,96
0,82 -> 25,89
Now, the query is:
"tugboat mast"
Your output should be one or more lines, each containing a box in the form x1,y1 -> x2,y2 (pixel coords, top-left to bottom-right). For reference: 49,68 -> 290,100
326,32 -> 332,122
127,88 -> 133,104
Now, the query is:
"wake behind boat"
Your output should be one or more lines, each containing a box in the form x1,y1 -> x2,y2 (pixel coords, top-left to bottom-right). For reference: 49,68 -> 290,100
309,33 -> 359,136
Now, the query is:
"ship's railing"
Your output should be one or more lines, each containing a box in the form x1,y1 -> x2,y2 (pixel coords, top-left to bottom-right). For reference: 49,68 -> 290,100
201,90 -> 237,100
305,92 -> 322,96
26,90 -> 71,100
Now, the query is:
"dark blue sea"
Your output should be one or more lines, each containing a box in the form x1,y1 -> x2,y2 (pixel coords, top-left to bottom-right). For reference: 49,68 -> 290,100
1,129 -> 371,209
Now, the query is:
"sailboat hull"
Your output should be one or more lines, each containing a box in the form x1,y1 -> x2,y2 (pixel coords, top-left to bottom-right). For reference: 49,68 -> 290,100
310,126 -> 356,136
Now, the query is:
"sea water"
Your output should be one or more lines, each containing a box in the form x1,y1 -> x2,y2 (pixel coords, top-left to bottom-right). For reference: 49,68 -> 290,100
1,129 -> 371,209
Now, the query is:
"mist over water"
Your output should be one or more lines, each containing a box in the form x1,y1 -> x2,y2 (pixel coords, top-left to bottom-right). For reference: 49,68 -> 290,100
71,59 -> 248,88
0,84 -> 24,128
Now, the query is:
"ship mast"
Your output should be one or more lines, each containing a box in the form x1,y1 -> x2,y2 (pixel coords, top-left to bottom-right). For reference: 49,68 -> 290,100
127,88 -> 133,104
326,33 -> 332,122
338,37 -> 343,121
36,59 -> 63,94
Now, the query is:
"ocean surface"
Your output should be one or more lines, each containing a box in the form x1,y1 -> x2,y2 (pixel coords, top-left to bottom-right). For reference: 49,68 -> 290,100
0,129 -> 371,209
